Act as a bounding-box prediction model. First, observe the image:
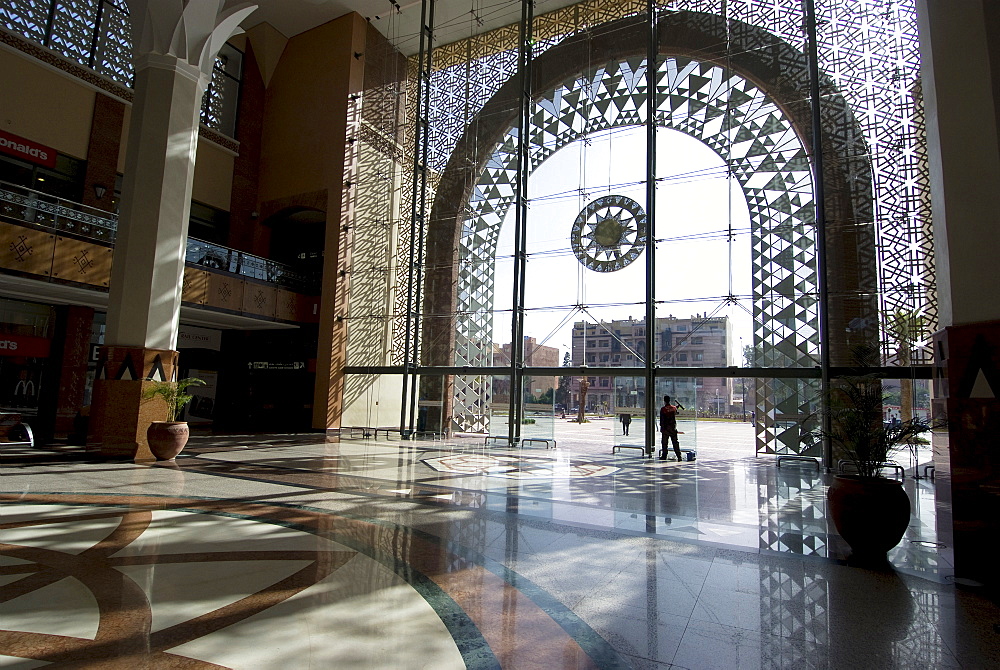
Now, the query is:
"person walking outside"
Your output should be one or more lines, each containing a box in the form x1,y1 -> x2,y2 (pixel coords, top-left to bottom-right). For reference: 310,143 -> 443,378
659,395 -> 684,461
619,412 -> 632,436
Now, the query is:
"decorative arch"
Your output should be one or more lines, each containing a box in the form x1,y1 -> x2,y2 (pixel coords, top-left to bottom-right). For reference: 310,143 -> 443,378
422,11 -> 875,449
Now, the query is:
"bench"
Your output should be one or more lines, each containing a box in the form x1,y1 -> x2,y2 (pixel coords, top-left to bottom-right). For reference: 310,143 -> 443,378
521,437 -> 557,449
485,435 -> 518,447
347,426 -> 375,438
776,454 -> 820,471
612,444 -> 652,458
358,428 -> 443,440
838,459 -> 905,479
1,413 -> 34,448
2,423 -> 34,448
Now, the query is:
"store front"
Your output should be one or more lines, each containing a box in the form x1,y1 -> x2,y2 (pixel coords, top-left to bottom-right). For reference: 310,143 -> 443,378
0,130 -> 85,202
0,299 -> 55,428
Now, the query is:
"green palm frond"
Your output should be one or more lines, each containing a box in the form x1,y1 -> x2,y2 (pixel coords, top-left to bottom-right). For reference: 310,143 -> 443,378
141,378 -> 206,422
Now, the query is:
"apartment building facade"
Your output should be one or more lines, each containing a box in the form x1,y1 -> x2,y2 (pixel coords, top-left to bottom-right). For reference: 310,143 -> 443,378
570,315 -> 733,413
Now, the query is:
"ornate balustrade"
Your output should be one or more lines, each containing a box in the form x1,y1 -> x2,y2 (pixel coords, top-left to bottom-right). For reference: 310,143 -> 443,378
0,181 -> 316,293
0,181 -> 319,322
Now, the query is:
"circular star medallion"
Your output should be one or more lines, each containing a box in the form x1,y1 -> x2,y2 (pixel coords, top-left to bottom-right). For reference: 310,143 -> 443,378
570,195 -> 647,272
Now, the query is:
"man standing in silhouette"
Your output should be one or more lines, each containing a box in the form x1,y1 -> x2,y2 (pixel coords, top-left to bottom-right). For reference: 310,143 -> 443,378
619,412 -> 632,436
659,395 -> 684,461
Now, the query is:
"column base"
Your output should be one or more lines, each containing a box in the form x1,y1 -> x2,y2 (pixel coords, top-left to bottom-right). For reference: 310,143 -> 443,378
89,346 -> 178,461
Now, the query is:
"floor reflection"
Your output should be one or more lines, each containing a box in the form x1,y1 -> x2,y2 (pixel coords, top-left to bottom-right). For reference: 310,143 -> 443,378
1,427 -> 996,669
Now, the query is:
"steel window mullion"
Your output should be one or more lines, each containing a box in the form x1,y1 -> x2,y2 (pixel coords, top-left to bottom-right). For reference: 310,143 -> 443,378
409,3 -> 435,436
87,0 -> 105,70
346,365 -> 929,379
804,0 -> 833,471
42,0 -> 57,49
508,0 -> 533,445
644,0 -> 658,454
401,0 -> 435,436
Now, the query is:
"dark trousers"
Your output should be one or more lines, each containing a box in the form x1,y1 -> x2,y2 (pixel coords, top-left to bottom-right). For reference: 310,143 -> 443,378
660,429 -> 681,460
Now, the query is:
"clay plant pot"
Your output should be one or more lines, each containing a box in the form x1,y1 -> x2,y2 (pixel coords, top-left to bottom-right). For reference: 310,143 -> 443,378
146,421 -> 190,461
827,475 -> 911,558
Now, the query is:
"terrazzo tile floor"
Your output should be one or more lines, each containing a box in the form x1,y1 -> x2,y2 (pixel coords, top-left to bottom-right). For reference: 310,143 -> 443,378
2,420 -> 998,668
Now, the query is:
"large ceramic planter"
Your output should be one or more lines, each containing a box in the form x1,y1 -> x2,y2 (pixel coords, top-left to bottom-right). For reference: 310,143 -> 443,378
147,421 -> 190,461
827,475 -> 911,557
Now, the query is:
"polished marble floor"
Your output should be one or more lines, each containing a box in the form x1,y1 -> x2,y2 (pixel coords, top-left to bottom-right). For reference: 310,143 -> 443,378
2,422 -> 999,668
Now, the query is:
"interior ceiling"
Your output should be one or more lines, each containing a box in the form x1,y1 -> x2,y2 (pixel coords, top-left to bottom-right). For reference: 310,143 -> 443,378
242,0 -> 581,56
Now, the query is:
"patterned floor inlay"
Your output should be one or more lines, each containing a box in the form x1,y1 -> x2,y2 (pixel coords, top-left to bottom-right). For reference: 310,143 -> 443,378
421,454 -> 619,479
0,493 -> 626,669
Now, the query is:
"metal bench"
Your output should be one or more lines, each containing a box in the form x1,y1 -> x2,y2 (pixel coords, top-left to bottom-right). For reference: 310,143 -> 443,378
624,447 -> 695,461
838,459 -> 905,479
373,427 -> 401,439
612,444 -> 652,458
485,435 -> 518,447
1,413 -> 34,449
776,454 -> 821,471
521,437 -> 557,449
348,426 -> 375,438
1,422 -> 34,448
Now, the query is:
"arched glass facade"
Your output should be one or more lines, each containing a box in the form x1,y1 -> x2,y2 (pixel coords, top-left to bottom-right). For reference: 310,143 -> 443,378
343,0 -> 932,462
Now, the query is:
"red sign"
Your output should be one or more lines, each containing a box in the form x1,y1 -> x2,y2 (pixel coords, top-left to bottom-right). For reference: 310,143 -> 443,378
0,334 -> 51,358
0,130 -> 57,168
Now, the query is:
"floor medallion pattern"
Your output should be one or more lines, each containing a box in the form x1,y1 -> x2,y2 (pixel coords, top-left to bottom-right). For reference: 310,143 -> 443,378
0,493 -> 626,669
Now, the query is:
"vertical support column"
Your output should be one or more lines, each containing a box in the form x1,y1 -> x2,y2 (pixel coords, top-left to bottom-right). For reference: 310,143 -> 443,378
803,0 -> 833,471
89,0 -> 256,460
104,52 -> 206,351
644,0 -> 658,455
918,0 -> 1000,585
403,0 -> 436,436
294,14 -> 367,433
508,0 -> 533,444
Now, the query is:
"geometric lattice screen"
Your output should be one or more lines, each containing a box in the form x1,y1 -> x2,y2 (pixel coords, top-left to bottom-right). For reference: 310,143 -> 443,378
664,1 -> 934,363
390,0 -> 931,451
355,0 -> 931,451
455,56 -> 821,442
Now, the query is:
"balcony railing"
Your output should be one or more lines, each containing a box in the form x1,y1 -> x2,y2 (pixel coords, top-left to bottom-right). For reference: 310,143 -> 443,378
0,181 -> 316,293
185,238 -> 315,292
0,181 -> 117,242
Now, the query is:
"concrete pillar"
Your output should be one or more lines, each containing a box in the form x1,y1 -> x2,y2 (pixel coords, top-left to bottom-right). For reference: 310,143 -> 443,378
919,0 -> 1000,328
918,0 -> 1000,585
90,0 -> 256,459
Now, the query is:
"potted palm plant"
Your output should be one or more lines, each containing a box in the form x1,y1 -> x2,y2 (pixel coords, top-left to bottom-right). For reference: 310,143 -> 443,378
142,378 -> 205,460
806,345 -> 931,559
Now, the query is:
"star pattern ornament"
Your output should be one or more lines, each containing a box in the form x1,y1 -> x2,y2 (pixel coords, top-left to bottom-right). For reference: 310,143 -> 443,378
571,195 -> 647,272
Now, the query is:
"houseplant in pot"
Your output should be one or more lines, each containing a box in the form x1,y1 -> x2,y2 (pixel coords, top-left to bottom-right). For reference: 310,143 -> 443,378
806,345 -> 931,560
142,378 -> 205,460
